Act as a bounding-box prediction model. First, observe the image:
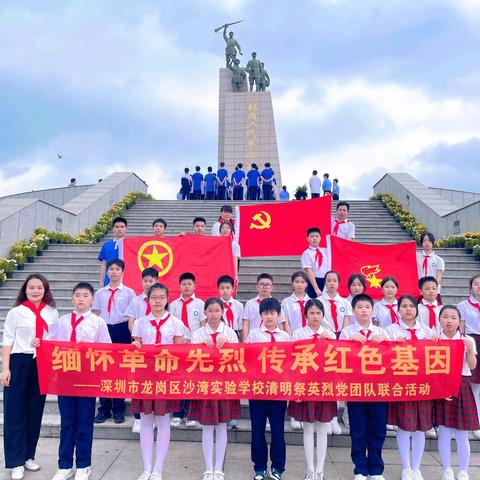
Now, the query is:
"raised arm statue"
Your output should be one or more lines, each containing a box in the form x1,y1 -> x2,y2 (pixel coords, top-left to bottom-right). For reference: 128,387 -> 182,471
216,23 -> 243,68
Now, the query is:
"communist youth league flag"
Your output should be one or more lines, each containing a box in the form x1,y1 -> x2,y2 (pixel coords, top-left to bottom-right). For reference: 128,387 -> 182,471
330,236 -> 419,300
235,197 -> 332,257
122,235 -> 235,298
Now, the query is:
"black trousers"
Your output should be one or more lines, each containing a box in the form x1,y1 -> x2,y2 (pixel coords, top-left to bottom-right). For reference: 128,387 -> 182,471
233,187 -> 244,200
4,354 -> 46,468
217,186 -> 226,200
98,322 -> 131,416
248,186 -> 258,200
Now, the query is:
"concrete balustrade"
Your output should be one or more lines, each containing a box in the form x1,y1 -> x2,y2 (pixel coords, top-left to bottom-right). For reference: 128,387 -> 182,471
0,172 -> 147,257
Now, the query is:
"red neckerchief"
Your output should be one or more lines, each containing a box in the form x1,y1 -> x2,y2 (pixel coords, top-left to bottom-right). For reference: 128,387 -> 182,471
70,312 -> 85,342
23,300 -> 48,339
150,313 -> 171,344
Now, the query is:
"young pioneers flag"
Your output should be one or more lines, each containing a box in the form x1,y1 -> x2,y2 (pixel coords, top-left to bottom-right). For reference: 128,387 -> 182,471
235,197 -> 332,257
121,235 -> 235,298
330,236 -> 419,300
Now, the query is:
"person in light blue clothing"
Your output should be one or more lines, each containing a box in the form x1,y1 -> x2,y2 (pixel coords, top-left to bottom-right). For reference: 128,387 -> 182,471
204,167 -> 217,200
247,163 -> 260,200
261,162 -> 275,201
217,162 -> 229,200
192,166 -> 204,200
322,173 -> 332,196
232,163 -> 246,200
279,186 -> 290,201
332,178 -> 340,200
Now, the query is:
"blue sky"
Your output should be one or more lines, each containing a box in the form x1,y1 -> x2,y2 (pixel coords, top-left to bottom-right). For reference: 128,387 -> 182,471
1,0 -> 479,199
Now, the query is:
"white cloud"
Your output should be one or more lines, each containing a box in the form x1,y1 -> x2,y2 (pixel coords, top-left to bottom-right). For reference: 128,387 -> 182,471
0,162 -> 53,197
449,0 -> 480,23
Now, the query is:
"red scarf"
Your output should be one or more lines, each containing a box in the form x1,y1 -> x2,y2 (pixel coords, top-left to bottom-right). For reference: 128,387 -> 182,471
360,329 -> 372,339
144,297 -> 152,315
70,312 -> 84,342
150,313 -> 171,344
314,248 -> 324,268
422,300 -> 437,329
210,332 -> 219,345
180,298 -> 194,330
223,302 -> 235,328
107,288 -> 118,314
333,219 -> 347,236
297,299 -> 307,327
266,330 -> 276,343
468,298 -> 480,314
422,254 -> 430,277
385,303 -> 398,324
407,328 -> 418,340
329,299 -> 339,332
23,300 -> 48,339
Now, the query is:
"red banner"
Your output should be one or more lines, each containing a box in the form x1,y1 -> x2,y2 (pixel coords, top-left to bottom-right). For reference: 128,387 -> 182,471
37,339 -> 463,401
330,236 -> 419,300
122,235 -> 235,297
236,197 -> 331,257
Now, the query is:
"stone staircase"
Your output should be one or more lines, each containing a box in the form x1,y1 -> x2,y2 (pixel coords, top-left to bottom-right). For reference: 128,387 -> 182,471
0,199 -> 478,448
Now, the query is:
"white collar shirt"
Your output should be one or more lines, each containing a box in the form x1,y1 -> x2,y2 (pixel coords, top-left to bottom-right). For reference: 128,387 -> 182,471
416,250 -> 445,278
331,216 -> 355,239
281,293 -> 311,332
221,297 -> 244,331
458,296 -> 480,335
339,320 -> 385,340
293,324 -> 335,341
125,292 -> 150,320
440,330 -> 477,376
168,295 -> 206,339
384,318 -> 433,341
373,299 -> 399,329
246,326 -> 291,343
92,283 -> 136,325
191,322 -> 239,344
301,246 -> 330,278
319,293 -> 352,334
417,299 -> 442,332
131,311 -> 184,345
2,304 -> 58,355
48,310 -> 111,343
243,296 -> 286,330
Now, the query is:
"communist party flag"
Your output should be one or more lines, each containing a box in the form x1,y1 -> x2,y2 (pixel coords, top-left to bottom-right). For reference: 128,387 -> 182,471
122,235 -> 235,298
330,236 -> 419,300
235,197 -> 332,257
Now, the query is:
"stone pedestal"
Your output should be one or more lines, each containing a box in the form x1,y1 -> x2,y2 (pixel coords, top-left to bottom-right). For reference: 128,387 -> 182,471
217,68 -> 282,189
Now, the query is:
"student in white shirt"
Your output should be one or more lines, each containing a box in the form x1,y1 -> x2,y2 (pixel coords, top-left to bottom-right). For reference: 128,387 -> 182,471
125,267 -> 159,433
373,277 -> 399,328
416,232 -> 445,289
281,271 -> 310,337
1,274 -> 58,480
458,274 -> 480,440
309,170 -> 321,198
246,298 -> 290,480
331,202 -> 355,240
168,272 -> 205,428
433,305 -> 478,480
242,273 -> 286,341
384,295 -> 435,480
92,259 -> 135,424
131,283 -> 185,480
345,274 -> 366,304
288,299 -> 336,480
49,282 -> 111,480
301,227 -> 330,298
188,298 -> 240,480
417,276 -> 442,332
219,221 -> 241,280
217,275 -> 244,335
211,205 -> 234,236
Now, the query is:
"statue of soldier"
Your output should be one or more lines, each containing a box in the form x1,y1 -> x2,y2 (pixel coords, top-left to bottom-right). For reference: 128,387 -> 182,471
228,59 -> 247,92
246,52 -> 262,92
222,25 -> 242,68
258,62 -> 270,92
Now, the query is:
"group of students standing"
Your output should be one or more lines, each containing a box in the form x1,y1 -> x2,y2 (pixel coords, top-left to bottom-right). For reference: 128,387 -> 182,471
179,162 -> 279,201
2,202 -> 480,480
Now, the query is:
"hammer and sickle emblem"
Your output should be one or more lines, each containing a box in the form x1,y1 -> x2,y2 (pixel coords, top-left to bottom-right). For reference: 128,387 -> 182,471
249,210 -> 272,230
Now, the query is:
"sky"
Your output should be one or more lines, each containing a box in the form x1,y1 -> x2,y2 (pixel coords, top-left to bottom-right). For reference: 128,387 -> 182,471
0,0 -> 480,199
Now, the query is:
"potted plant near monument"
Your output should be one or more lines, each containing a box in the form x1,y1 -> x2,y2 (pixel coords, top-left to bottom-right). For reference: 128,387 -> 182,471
294,184 -> 308,200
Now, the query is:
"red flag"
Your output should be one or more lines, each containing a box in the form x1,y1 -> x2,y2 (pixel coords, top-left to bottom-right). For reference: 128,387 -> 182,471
236,197 -> 332,257
330,236 -> 419,300
122,235 -> 235,298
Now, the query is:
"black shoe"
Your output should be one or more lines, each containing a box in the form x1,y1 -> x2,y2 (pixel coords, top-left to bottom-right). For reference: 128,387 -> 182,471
94,412 -> 111,424
113,413 -> 125,424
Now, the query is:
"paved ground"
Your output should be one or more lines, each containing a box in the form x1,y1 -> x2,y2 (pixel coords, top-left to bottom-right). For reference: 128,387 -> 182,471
0,438 -> 479,480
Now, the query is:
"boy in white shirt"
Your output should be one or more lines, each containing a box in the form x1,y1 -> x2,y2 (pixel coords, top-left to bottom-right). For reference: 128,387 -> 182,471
301,227 -> 330,298
50,282 -> 111,480
246,298 -> 290,480
93,259 -> 135,424
217,275 -> 243,335
417,276 -> 442,332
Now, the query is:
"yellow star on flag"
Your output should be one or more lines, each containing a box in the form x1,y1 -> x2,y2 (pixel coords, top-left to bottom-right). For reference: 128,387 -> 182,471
367,276 -> 382,288
143,246 -> 169,270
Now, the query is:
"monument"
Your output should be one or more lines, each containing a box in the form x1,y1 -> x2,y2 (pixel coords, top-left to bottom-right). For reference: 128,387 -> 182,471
216,22 -> 282,192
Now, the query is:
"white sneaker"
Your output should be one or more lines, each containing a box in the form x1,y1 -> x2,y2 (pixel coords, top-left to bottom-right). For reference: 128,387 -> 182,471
304,473 -> 315,480
401,468 -> 414,480
441,468 -> 454,480
25,459 -> 41,471
75,467 -> 91,480
11,467 -> 25,480
170,417 -> 182,428
330,417 -> 342,435
52,469 -> 74,480
150,474 -> 163,480
202,472 -> 214,480
137,472 -> 151,480
213,472 -> 225,480
132,418 -> 141,433
315,474 -> 324,480
368,476 -> 386,480
185,419 -> 197,428
386,424 -> 397,431
412,470 -> 424,480
457,470 -> 469,480
353,475 -> 367,480
290,417 -> 302,430
473,430 -> 480,440
425,427 -> 436,438
342,407 -> 349,428
326,421 -> 333,435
